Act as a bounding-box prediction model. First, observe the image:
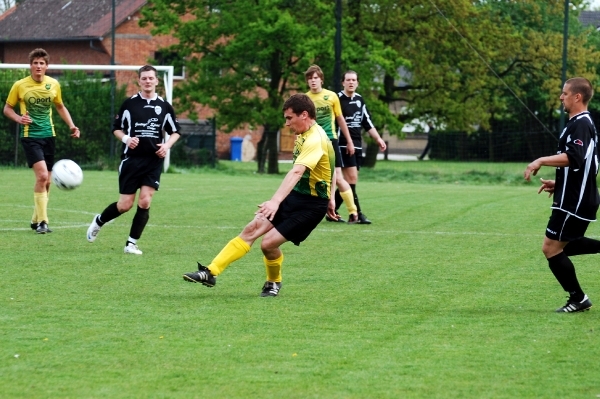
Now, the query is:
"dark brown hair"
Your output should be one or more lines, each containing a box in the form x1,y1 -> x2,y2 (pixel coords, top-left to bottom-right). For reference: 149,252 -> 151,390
304,64 -> 324,83
283,93 -> 316,119
566,77 -> 594,105
138,64 -> 158,78
28,48 -> 49,65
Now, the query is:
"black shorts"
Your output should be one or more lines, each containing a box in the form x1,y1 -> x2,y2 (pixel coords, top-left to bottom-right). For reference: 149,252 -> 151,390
339,144 -> 361,170
270,190 -> 328,246
118,157 -> 163,194
332,139 -> 343,168
545,209 -> 591,242
21,137 -> 55,169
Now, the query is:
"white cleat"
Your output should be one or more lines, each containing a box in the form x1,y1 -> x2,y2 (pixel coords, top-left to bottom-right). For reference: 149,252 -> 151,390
87,214 -> 101,243
124,242 -> 143,255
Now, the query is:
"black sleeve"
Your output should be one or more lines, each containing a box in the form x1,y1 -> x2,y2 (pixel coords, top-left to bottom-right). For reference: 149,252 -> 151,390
565,120 -> 593,170
112,100 -> 128,133
360,103 -> 376,131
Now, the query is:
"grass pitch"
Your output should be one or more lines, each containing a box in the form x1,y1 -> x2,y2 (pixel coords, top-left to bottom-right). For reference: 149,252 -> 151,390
1,160 -> 600,398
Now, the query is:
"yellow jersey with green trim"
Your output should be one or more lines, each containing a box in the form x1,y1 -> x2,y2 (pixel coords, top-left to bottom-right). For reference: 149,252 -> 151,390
5,75 -> 64,138
306,89 -> 342,140
292,122 -> 335,199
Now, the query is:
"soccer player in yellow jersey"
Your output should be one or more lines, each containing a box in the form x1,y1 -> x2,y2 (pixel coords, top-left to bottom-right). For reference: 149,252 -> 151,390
3,48 -> 80,234
183,94 -> 336,297
304,64 -> 359,224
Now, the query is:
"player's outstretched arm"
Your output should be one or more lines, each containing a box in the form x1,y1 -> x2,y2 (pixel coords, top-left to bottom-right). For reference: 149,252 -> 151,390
524,153 -> 569,181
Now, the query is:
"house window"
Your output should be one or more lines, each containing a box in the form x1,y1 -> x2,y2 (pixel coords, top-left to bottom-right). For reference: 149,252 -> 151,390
154,50 -> 185,80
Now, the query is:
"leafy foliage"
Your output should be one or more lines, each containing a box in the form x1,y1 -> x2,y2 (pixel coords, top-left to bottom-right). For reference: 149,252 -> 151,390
141,0 -> 600,164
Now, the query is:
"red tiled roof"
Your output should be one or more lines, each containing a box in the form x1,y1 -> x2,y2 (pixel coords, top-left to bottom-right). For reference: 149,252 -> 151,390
0,0 -> 147,42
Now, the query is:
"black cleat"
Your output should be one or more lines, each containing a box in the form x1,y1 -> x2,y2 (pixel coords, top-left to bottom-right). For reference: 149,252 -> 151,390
31,222 -> 38,230
260,281 -> 282,297
347,213 -> 359,224
356,213 -> 372,224
555,295 -> 592,313
325,213 -> 346,223
36,221 -> 52,234
183,263 -> 216,287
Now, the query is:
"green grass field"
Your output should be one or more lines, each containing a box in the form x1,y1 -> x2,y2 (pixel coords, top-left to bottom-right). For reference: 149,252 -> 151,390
2,160 -> 600,398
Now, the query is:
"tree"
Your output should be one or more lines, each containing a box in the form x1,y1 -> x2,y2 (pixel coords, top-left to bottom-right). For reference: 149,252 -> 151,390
142,1 -> 600,166
346,0 -> 599,133
141,0 -> 407,173
141,1 -> 328,173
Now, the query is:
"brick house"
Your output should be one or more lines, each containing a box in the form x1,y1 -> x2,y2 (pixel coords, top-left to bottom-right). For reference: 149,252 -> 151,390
0,0 -> 283,160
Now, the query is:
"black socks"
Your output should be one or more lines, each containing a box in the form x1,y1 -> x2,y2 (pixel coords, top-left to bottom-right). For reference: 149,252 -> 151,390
129,206 -> 149,240
98,202 -> 122,226
547,252 -> 585,301
563,237 -> 600,256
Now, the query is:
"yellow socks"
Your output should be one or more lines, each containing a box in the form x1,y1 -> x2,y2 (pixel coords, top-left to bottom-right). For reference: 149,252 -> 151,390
34,192 -> 49,224
207,236 -> 250,276
340,189 -> 358,215
264,253 -> 284,283
31,207 -> 37,224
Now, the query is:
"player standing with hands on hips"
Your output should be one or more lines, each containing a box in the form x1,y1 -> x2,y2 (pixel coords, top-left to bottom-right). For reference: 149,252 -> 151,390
86,65 -> 180,255
524,77 -> 600,313
3,48 -> 80,234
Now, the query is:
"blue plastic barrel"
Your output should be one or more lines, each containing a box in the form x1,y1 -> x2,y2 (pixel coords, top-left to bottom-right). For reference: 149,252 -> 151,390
230,136 -> 243,161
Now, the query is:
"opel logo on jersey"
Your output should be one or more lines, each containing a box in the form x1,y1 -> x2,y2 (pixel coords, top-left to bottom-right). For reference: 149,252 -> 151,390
155,106 -> 162,115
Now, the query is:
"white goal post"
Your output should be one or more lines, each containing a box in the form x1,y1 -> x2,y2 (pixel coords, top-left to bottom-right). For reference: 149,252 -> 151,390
0,63 -> 175,171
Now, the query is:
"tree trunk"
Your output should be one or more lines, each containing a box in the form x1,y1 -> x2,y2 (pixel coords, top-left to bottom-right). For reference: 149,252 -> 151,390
256,124 -> 279,174
267,129 -> 279,174
256,131 -> 267,174
488,130 -> 495,162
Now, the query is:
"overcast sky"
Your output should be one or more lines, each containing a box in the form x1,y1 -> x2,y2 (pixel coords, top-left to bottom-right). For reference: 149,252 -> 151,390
588,1 -> 600,10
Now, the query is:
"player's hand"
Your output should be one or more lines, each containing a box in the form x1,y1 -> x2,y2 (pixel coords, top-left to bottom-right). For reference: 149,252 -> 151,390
378,138 -> 387,152
326,198 -> 337,220
70,126 -> 80,138
20,111 -> 32,125
524,160 -> 541,181
156,142 -> 169,158
538,178 -> 555,197
257,200 -> 280,221
346,141 -> 355,155
126,136 -> 139,150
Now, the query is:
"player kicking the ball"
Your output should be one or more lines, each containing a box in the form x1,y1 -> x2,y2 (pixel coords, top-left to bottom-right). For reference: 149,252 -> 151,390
182,94 -> 337,296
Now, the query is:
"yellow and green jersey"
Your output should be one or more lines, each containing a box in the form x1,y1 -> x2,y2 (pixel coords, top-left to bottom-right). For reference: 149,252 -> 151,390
306,89 -> 342,140
292,123 -> 335,199
5,75 -> 64,138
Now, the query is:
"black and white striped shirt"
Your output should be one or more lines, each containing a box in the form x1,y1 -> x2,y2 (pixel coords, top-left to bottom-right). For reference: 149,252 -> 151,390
114,92 -> 180,158
337,91 -> 376,148
553,111 -> 600,221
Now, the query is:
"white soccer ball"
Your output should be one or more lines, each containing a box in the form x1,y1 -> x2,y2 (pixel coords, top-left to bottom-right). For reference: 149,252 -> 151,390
52,159 -> 83,190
